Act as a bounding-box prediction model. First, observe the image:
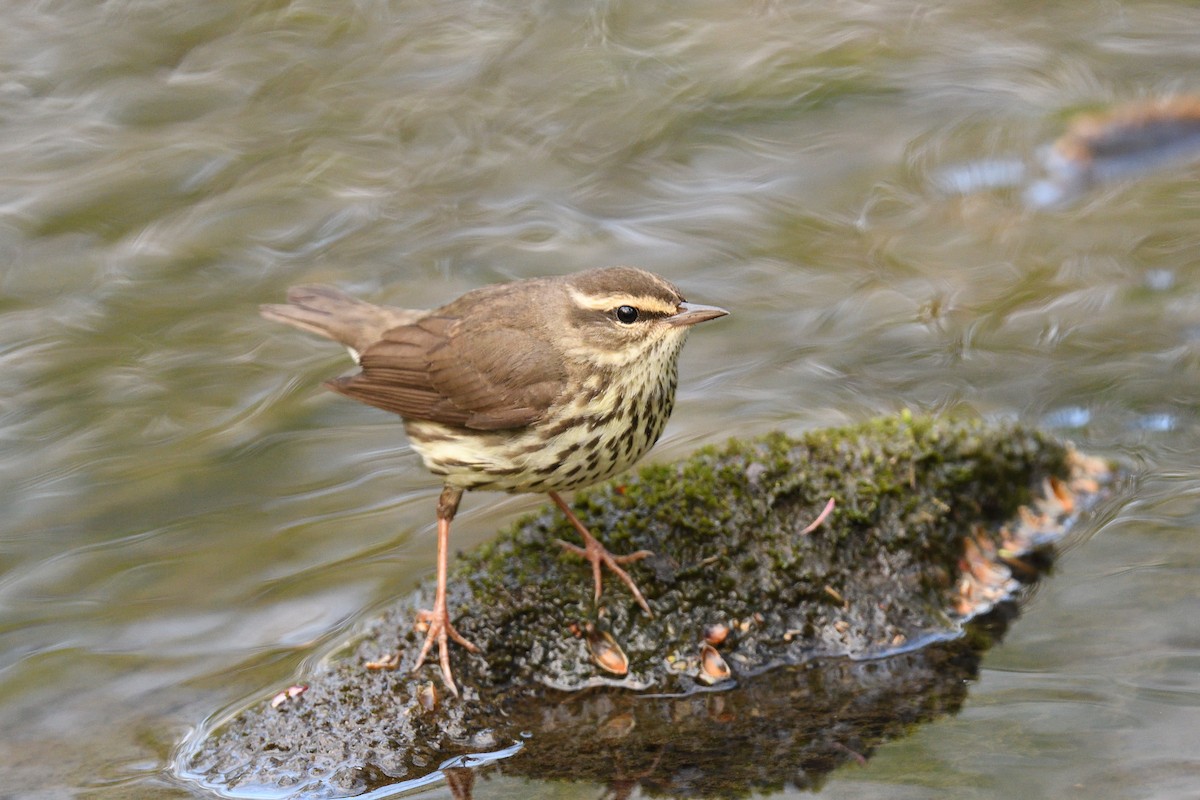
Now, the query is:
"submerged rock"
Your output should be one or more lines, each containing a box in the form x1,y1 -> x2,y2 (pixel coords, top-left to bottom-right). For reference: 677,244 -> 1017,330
933,94 -> 1200,207
1030,95 -> 1200,205
177,414 -> 1114,798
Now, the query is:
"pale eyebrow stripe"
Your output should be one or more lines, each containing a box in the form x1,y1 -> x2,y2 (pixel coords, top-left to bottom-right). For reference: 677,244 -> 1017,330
568,288 -> 678,315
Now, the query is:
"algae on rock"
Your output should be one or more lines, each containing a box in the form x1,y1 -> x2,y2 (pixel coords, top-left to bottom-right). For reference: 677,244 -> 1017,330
180,414 -> 1111,798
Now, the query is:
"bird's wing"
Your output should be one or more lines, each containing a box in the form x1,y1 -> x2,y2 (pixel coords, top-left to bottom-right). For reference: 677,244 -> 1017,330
326,315 -> 567,430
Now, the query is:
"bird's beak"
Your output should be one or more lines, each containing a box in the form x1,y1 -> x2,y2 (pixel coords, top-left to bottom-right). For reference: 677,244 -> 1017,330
667,301 -> 729,327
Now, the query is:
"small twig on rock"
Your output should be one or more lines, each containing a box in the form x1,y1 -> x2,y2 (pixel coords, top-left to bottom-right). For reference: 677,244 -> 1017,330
800,497 -> 836,534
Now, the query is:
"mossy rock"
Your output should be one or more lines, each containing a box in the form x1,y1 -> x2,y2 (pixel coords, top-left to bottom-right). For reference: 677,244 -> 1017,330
179,414 -> 1113,798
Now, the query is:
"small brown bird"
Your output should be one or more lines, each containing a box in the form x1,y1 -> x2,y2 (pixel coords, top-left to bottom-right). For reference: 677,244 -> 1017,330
261,267 -> 727,696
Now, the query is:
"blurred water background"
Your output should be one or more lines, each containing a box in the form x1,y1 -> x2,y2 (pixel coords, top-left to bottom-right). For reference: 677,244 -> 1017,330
2,0 -> 1199,798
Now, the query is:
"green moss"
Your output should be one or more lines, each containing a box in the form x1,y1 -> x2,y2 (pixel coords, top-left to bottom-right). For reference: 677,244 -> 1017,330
183,415 -> 1106,799
406,414 -> 1074,693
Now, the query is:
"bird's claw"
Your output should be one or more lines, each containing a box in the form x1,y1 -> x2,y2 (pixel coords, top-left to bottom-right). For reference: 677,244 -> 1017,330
412,607 -> 479,698
556,536 -> 654,616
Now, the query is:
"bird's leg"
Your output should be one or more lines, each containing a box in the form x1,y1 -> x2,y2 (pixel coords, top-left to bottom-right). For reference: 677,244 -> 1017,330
549,491 -> 654,616
412,485 -> 479,697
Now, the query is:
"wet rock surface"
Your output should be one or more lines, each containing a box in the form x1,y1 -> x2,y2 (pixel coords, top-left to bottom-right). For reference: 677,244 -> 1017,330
178,414 -> 1114,798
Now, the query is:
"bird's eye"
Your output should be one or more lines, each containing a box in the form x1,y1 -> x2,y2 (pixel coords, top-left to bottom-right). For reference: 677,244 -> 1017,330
615,305 -> 639,324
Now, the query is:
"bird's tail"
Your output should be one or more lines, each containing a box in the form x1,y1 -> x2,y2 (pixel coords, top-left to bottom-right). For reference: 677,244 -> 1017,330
260,285 -> 417,355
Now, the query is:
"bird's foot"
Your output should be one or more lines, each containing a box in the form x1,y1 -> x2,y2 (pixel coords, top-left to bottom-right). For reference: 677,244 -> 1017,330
411,607 -> 479,698
556,532 -> 654,616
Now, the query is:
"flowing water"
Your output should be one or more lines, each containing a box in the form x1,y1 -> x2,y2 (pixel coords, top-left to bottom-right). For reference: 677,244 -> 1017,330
2,1 -> 1199,798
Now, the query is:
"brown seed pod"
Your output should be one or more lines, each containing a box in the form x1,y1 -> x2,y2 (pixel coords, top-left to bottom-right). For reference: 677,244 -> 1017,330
703,622 -> 730,647
269,684 -> 307,709
585,624 -> 629,676
416,681 -> 438,712
698,644 -> 731,684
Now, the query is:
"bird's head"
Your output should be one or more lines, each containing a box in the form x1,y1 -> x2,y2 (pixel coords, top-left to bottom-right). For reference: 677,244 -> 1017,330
559,266 -> 727,367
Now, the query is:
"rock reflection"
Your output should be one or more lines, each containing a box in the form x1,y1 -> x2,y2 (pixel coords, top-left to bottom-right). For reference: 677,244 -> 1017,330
490,640 -> 984,798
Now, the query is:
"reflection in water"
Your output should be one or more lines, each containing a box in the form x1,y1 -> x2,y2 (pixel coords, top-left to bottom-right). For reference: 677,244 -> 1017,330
489,641 -> 986,799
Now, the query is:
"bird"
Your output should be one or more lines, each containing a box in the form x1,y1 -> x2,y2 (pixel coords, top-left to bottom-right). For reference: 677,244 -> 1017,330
260,266 -> 727,696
